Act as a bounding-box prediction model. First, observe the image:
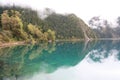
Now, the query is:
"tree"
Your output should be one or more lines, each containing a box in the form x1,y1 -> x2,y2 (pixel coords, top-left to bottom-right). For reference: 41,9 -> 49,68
27,23 -> 43,40
117,17 -> 120,26
47,29 -> 55,41
1,10 -> 10,30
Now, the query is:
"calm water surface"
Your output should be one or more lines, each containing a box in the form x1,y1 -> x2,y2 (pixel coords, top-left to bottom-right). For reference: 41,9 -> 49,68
0,40 -> 120,80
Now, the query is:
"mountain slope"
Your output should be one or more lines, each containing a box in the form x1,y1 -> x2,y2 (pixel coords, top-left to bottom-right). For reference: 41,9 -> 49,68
0,5 -> 97,42
44,13 -> 97,40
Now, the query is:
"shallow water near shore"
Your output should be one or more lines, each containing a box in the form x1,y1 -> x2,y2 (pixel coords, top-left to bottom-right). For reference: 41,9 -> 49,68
0,40 -> 120,80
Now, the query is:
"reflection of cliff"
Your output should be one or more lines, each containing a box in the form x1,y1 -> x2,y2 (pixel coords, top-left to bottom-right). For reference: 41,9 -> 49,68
0,41 -> 96,79
39,41 -> 97,73
88,40 -> 120,62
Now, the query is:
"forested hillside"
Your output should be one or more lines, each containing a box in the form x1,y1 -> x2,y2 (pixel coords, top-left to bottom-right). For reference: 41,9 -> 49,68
89,16 -> 120,38
0,5 -> 97,43
0,6 -> 56,43
44,13 -> 97,39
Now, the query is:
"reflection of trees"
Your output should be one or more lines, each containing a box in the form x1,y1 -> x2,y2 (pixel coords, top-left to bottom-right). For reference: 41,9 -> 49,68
0,41 -> 96,79
33,41 -> 96,73
88,40 -> 120,62
0,43 -> 56,78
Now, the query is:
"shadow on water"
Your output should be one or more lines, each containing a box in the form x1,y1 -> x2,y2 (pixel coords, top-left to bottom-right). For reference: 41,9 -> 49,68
0,41 -> 96,80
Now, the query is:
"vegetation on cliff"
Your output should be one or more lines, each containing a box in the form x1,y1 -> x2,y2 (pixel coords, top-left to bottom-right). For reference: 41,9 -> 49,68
0,5 -> 97,43
0,8 -> 55,43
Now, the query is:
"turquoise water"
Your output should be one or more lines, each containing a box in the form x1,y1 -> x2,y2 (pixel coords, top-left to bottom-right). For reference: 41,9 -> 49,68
0,40 -> 120,80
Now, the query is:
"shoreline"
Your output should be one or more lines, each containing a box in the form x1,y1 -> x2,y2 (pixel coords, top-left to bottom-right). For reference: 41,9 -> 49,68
1,38 -> 120,48
0,41 -> 26,48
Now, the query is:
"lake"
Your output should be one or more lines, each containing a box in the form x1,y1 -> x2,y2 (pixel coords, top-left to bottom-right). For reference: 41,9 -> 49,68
0,40 -> 120,80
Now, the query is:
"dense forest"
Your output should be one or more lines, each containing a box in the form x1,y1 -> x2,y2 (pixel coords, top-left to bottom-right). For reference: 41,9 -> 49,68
1,5 -> 120,44
44,12 -> 97,39
0,6 -> 56,43
0,5 -> 97,43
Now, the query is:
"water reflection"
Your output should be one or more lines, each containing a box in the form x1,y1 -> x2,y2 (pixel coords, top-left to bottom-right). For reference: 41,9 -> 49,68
0,40 -> 120,80
0,41 -> 95,80
0,43 -> 56,79
88,40 -> 120,63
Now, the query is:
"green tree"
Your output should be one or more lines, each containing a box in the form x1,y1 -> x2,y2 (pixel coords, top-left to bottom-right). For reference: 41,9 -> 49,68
1,10 -> 28,40
47,29 -> 55,41
1,10 -> 10,30
27,23 -> 43,40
